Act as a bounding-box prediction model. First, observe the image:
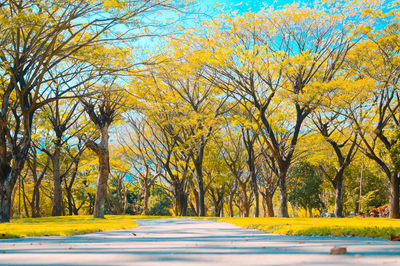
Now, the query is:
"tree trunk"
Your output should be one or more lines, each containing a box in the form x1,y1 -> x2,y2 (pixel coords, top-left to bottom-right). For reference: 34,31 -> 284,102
31,184 -> 41,217
390,172 -> 400,219
334,177 -> 343,217
262,196 -> 267,217
265,193 -> 274,217
211,189 -> 224,217
192,144 -> 206,217
197,177 -> 205,216
217,200 -> 223,217
244,131 -> 259,217
229,194 -> 234,217
22,182 -> 30,218
176,188 -> 188,216
278,169 -> 289,217
52,141 -> 62,216
308,205 -> 312,218
241,184 -> 250,217
193,159 -> 205,216
123,188 -> 128,214
0,184 -> 13,222
0,158 -> 25,222
217,189 -> 224,217
251,179 -> 259,217
94,126 -> 110,218
66,187 -> 74,216
142,188 -> 150,215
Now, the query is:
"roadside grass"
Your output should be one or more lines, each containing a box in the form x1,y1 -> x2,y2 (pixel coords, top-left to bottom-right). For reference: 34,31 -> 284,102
3,215 -> 400,240
131,215 -> 400,239
0,215 -> 138,239
215,217 -> 400,239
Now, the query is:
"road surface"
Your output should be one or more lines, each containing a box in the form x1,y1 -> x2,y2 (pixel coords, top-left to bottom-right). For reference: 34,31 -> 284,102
0,218 -> 399,265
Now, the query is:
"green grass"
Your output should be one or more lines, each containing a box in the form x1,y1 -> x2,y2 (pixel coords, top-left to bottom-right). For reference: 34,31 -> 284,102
215,217 -> 400,239
1,215 -> 138,239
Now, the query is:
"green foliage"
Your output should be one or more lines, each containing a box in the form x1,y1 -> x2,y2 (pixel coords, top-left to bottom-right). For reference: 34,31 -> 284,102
288,162 -> 324,215
345,164 -> 389,212
148,186 -> 173,216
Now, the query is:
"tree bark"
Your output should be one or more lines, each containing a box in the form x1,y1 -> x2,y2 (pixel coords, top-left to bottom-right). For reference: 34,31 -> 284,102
123,188 -> 128,214
210,188 -> 224,217
93,126 -> 110,218
142,188 -> 150,215
251,176 -> 259,217
52,140 -> 62,216
278,169 -> 289,217
193,148 -> 206,216
390,172 -> 400,219
31,183 -> 41,217
243,129 -> 259,217
66,188 -> 74,215
0,182 -> 14,222
240,183 -> 250,217
0,159 -> 24,222
197,176 -> 205,216
334,177 -> 343,217
176,186 -> 188,216
229,194 -> 234,217
264,192 -> 274,217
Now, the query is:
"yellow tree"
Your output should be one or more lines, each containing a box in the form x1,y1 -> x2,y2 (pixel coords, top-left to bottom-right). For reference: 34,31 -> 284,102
80,79 -> 126,218
312,110 -> 359,217
190,1 -> 369,217
0,0 -> 187,222
342,4 -> 400,217
214,119 -> 253,217
117,118 -> 162,215
131,51 -> 227,216
108,145 -> 131,215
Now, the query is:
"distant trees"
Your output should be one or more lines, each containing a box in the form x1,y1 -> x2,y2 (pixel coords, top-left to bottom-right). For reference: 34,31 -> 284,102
288,162 -> 324,217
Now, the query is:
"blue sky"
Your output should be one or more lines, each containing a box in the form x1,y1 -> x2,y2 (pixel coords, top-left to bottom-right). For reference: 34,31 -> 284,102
200,0 -> 300,14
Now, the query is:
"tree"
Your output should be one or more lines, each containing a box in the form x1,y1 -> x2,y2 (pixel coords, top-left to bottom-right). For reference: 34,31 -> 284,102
312,113 -> 358,217
256,143 -> 279,217
63,139 -> 87,215
342,8 -> 400,217
37,99 -> 85,216
0,0 -> 182,222
242,127 -> 260,217
117,121 -> 161,216
124,115 -> 191,216
24,147 -> 50,217
130,51 -> 227,216
216,122 -> 252,217
288,162 -> 324,217
188,1 -> 364,216
81,81 -> 125,218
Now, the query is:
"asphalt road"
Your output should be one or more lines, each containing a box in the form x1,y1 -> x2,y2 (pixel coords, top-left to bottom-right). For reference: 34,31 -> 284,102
0,218 -> 399,265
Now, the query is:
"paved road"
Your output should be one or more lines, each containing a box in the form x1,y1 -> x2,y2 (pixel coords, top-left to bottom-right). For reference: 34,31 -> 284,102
0,218 -> 399,265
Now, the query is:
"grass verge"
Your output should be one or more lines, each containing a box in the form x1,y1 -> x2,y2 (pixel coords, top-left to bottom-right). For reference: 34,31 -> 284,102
3,215 -> 400,240
1,215 -> 138,239
215,217 -> 400,239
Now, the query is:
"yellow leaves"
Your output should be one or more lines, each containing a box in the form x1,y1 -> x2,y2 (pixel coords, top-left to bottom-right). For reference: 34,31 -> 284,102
109,145 -> 130,172
361,7 -> 383,18
102,0 -> 126,12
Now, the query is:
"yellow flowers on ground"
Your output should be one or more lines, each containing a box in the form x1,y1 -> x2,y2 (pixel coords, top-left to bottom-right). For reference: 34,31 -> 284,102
216,217 -> 400,239
0,215 -> 138,239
